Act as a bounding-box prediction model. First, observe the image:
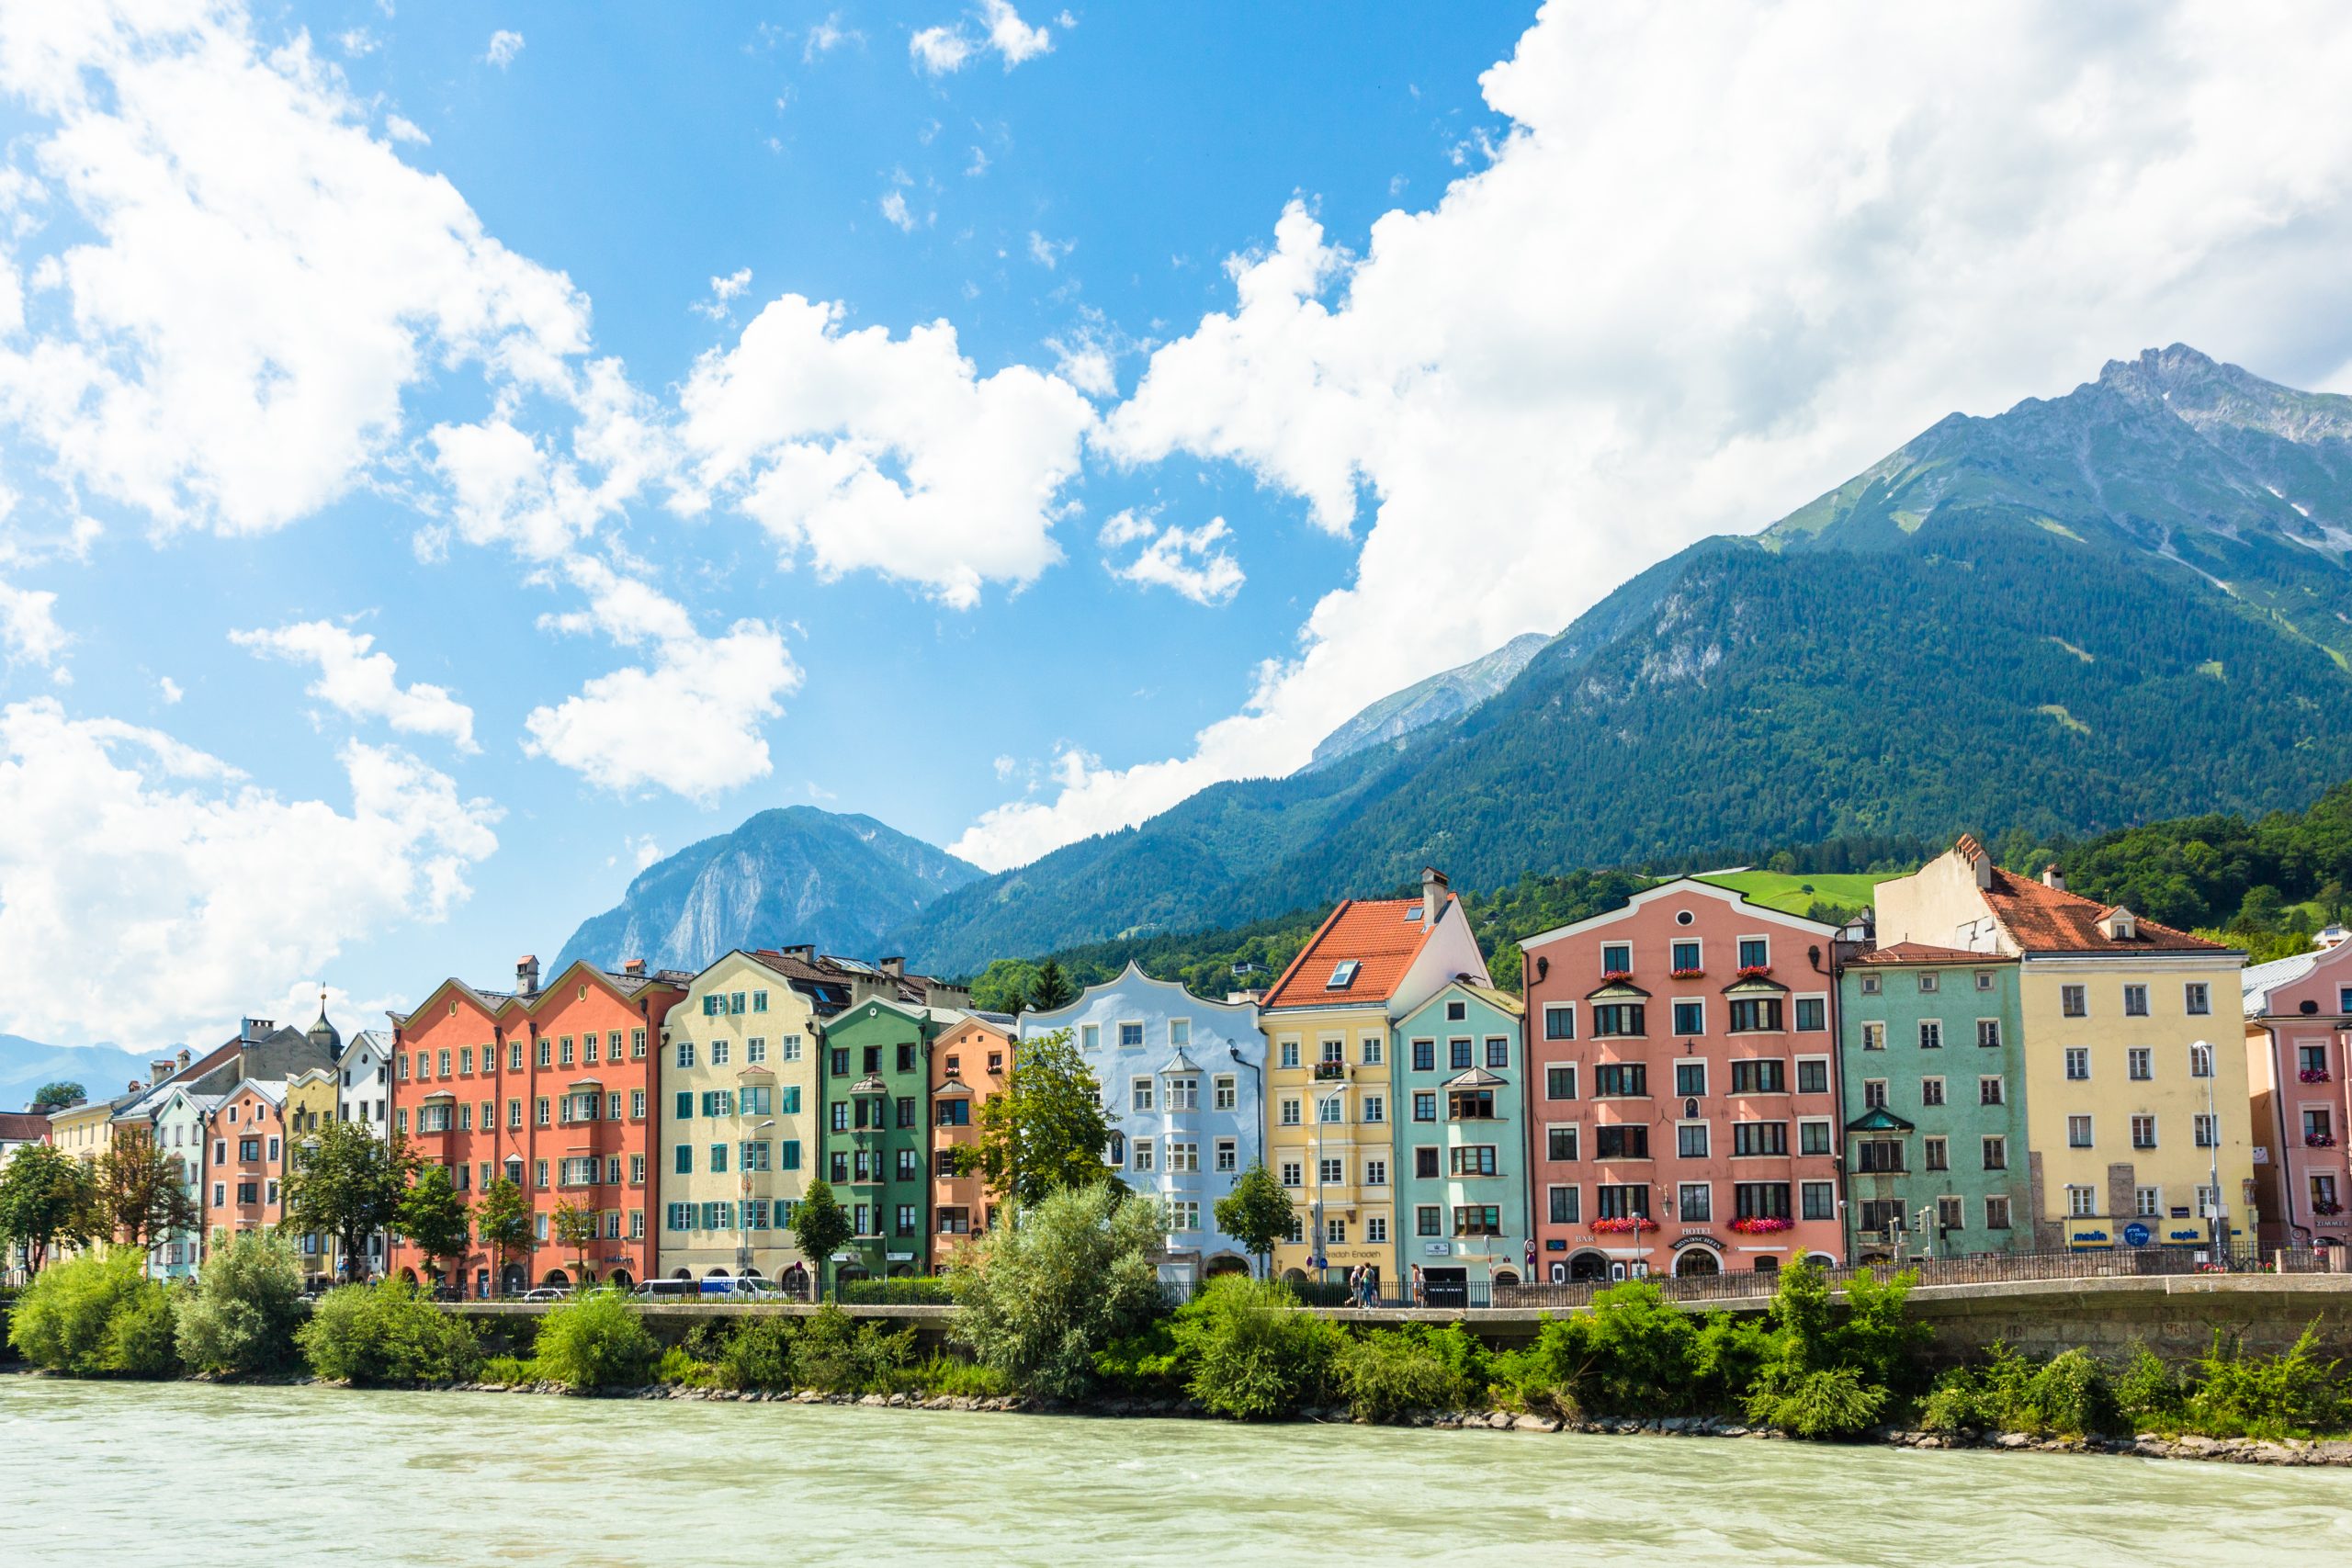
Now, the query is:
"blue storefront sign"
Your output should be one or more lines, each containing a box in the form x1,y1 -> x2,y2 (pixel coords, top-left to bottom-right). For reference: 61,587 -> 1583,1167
2122,1222 -> 2151,1247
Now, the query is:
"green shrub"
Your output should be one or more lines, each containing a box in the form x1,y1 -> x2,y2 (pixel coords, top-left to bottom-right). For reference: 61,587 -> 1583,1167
481,1354 -> 541,1384
1688,1310 -> 1775,1413
948,1181 -> 1168,1400
175,1231 -> 303,1375
1094,1317 -> 1187,1397
656,1345 -> 721,1387
2112,1345 -> 2188,1432
841,1276 -> 954,1305
2029,1349 -> 2117,1437
296,1281 -> 482,1385
533,1288 -> 660,1390
9,1251 -> 177,1377
1486,1315 -> 1588,1417
1174,1278 -> 1345,1420
1835,1269 -> 1930,1398
1747,1365 -> 1885,1438
716,1316 -> 797,1392
789,1303 -> 916,1394
1580,1281 -> 1700,1415
1337,1327 -> 1474,1422
2187,1325 -> 2346,1440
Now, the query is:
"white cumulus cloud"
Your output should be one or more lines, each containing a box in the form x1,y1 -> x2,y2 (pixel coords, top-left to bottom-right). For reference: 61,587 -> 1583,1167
485,29 -> 525,69
910,2 -> 1055,75
673,294 -> 1097,609
230,620 -> 479,752
0,697 -> 498,1044
956,0 -> 2352,870
1109,516 -> 1244,606
0,576 -> 66,668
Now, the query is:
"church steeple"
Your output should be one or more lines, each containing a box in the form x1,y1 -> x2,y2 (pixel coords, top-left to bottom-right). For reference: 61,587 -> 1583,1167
307,990 -> 344,1056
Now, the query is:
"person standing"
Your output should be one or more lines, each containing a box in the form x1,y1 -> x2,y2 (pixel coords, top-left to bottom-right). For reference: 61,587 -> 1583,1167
1411,1263 -> 1427,1307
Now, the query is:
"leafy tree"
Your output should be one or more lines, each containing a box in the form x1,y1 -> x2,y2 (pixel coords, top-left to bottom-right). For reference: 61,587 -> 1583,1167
6,1248 -> 179,1377
29,1081 -> 84,1113
948,1180 -> 1167,1399
533,1287 -> 659,1390
283,1121 -> 411,1282
175,1228 -> 303,1374
0,1143 -> 97,1274
551,1200 -> 598,1284
396,1165 -> 470,1287
966,958 -> 1039,1017
1214,1162 -> 1293,1279
474,1178 -> 531,1293
298,1280 -> 482,1385
789,1179 -> 853,1301
91,1128 -> 198,1262
1027,958 -> 1080,1011
954,1028 -> 1114,1207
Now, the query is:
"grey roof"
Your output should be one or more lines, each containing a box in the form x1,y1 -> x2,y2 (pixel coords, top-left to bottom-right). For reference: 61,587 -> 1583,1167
1158,1047 -> 1203,1076
2243,950 -> 2322,1012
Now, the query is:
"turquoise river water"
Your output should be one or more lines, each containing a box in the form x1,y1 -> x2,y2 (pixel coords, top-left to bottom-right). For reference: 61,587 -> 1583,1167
3,1379 -> 2346,1565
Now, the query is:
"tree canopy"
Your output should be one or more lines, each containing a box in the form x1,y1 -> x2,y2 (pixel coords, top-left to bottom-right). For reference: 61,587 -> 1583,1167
283,1122 -> 411,1282
0,1143 -> 96,1273
395,1165 -> 469,1284
954,1027 -> 1114,1209
790,1179 -> 853,1299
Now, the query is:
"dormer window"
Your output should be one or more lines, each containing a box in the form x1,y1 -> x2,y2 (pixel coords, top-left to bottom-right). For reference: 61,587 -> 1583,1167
2098,908 -> 2139,942
1328,960 -> 1362,990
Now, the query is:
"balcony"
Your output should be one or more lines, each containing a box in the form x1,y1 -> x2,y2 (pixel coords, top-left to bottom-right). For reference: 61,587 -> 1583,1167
1312,1063 -> 1349,1082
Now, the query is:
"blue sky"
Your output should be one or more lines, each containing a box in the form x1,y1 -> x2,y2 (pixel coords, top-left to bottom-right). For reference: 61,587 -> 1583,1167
4,2 -> 2352,1050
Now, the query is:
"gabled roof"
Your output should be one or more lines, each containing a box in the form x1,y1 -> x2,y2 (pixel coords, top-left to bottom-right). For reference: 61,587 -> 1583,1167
1159,1047 -> 1201,1076
1262,896 -> 1455,1010
1519,875 -> 1840,952
390,959 -> 688,1032
1021,959 -> 1263,1028
1442,1066 -> 1509,1090
1401,976 -> 1527,1021
1845,942 -> 2013,967
1980,865 -> 2229,956
0,1111 -> 51,1142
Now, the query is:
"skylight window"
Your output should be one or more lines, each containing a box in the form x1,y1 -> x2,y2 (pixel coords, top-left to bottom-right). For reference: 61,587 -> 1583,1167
1328,960 -> 1362,990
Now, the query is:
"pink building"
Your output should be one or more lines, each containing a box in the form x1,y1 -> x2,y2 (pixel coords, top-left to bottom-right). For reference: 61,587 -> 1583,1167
1520,879 -> 1843,1280
2243,935 -> 2352,1249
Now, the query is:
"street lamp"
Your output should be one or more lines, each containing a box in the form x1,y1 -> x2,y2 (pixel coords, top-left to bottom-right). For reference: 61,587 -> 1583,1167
1310,1081 -> 1347,1287
737,1116 -> 775,1280
2195,1039 -> 2225,1264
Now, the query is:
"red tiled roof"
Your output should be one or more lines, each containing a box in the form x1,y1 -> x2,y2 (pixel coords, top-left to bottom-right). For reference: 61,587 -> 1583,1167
1261,896 -> 1450,1010
0,1111 -> 51,1141
1847,942 -> 2014,967
1981,866 -> 2226,954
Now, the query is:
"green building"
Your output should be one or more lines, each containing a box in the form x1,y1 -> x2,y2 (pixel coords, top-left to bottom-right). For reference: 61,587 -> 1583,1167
1392,979 -> 1529,1303
818,998 -> 947,1280
1838,943 -> 2031,1259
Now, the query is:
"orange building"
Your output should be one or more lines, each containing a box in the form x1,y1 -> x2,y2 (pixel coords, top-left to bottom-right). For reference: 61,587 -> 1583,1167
929,1011 -> 1017,1268
388,955 -> 687,1295
204,1078 -> 289,1241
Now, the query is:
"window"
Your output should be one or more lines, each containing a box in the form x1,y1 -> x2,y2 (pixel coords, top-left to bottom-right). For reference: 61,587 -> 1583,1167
1802,1182 -> 1836,1221
1677,1183 -> 1712,1221
632,1030 -> 647,1060
1918,972 -> 1940,995
1317,1095 -> 1343,1125
2065,1047 -> 2090,1080
1596,1185 -> 1650,1219
1280,1098 -> 1301,1127
1485,1036 -> 1510,1070
709,1143 -> 729,1175
1984,1196 -> 2012,1230
1734,1182 -> 1790,1221
1132,1141 -> 1156,1174
1450,1038 -> 1474,1071
897,1148 -> 919,1180
1361,1036 -> 1385,1066
509,1042 -> 525,1072
1593,1063 -> 1647,1097
1169,1075 -> 1199,1111
1215,1138 -> 1238,1173
1860,975 -> 1882,996
1327,960 -> 1361,990
1412,1039 -> 1436,1072
1917,1021 -> 1942,1051
896,1205 -> 919,1237
1728,998 -> 1783,1032
1170,1018 -> 1191,1048
535,1097 -> 550,1126
1982,1135 -> 2007,1170
1280,1160 -> 1303,1189
1081,1025 -> 1101,1053
1172,1201 -> 1203,1234
1325,1218 -> 1348,1246
935,1100 -> 970,1127
2122,984 -> 2149,1018
1453,1205 -> 1502,1237
1937,1195 -> 1965,1232
1318,1156 -> 1343,1184
1677,1122 -> 1710,1159
2194,1113 -> 2216,1149
706,1039 -> 729,1067
1737,939 -> 1769,969
2179,981 -> 2210,1016
2061,985 -> 2087,1018
1278,1040 -> 1298,1069
1978,1076 -> 2005,1106
1415,1146 -> 1441,1179
1601,942 -> 1632,974
1361,1093 -> 1387,1125
1445,1089 -> 1489,1121
1729,1059 -> 1785,1095
1673,1061 -> 1707,1097
1592,1125 -> 1647,1160
1671,1000 -> 1705,1036
1118,1022 -> 1145,1050
1131,1077 -> 1154,1113
2128,1047 -> 2152,1081
534,1160 -> 548,1190
1731,1121 -> 1786,1156
1795,998 -> 1826,1032
675,1040 -> 695,1069
1169,1140 -> 1200,1174
1417,1205 -> 1442,1236
1544,1005 -> 1575,1041
1545,1065 -> 1577,1100
1451,1145 -> 1502,1176
782,1034 -> 801,1062
1215,1076 -> 1237,1111
2068,1114 -> 2094,1148
1546,1125 -> 1579,1162
1548,1186 -> 1581,1224
1863,1079 -> 1887,1111
2191,1043 -> 2214,1079
1413,1091 -> 1437,1122
1364,1157 -> 1388,1188
1798,1119 -> 1830,1156
1920,1077 -> 1946,1108
1977,1019 -> 2002,1050
1860,1022 -> 1886,1053
1854,1139 -> 1904,1173
1592,1003 -> 1646,1038
1923,1136 -> 1948,1171
1796,1057 -> 1828,1095
2135,1186 -> 2162,1218
1672,940 -> 1702,972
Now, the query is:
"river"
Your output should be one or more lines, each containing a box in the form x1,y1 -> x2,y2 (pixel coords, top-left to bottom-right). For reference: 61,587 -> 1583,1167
3,1379 -> 2346,1565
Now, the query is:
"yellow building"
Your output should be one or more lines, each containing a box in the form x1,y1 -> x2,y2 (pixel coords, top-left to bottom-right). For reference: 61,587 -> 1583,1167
284,1067 -> 341,1281
1876,838 -> 2256,1253
655,951 -> 823,1290
47,1096 -> 119,1163
1260,869 -> 1487,1289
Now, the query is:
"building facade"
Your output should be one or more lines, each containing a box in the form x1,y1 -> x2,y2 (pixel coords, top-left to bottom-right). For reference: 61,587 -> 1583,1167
388,956 -> 685,1294
818,998 -> 950,1280
1876,839 -> 2256,1254
928,1011 -> 1016,1269
1391,979 -> 1529,1302
1022,964 -> 1267,1284
656,951 -> 823,1290
1521,879 -> 1844,1281
2242,936 -> 2352,1249
206,1079 -> 288,1242
1837,944 -> 2031,1259
1261,869 -> 1486,1288
284,1067 -> 340,1284
151,1087 -> 218,1280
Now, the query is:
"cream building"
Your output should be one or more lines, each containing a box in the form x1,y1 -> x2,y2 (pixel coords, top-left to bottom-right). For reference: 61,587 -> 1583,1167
656,951 -> 823,1290
1876,837 -> 2256,1253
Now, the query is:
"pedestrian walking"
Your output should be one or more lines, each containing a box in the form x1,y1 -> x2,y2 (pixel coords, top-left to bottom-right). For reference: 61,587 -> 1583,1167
1411,1263 -> 1427,1307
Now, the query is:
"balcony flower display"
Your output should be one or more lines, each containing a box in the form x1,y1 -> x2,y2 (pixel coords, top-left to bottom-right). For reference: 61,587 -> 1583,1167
1735,964 -> 1774,979
2307,1133 -> 2339,1147
1600,969 -> 1634,985
1590,1215 -> 1658,1234
2301,1068 -> 2334,1084
1729,1215 -> 1793,1235
2312,1201 -> 2346,1217
1669,967 -> 1705,980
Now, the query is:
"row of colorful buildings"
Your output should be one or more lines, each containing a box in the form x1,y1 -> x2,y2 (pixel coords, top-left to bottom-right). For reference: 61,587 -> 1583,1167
15,836 -> 2348,1296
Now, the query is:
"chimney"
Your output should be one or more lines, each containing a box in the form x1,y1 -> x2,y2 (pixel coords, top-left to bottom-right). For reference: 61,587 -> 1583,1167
622,958 -> 646,977
880,956 -> 906,977
516,955 -> 540,997
151,1058 -> 175,1086
1421,866 -> 1450,929
127,1078 -> 142,1092
2041,864 -> 2066,892
175,1047 -> 191,1069
242,1018 -> 274,1043
781,943 -> 814,964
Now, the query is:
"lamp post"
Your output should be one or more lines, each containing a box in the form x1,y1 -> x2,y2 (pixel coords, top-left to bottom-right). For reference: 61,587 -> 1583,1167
2195,1039 -> 2225,1265
737,1116 -> 775,1280
1310,1081 -> 1347,1286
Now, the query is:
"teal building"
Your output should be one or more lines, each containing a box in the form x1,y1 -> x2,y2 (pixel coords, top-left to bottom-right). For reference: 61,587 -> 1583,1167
1392,979 -> 1528,1303
1838,943 -> 2032,1259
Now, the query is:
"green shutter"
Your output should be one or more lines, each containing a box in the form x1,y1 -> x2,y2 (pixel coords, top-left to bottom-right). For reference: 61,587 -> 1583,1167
674,1145 -> 691,1176
781,1139 -> 800,1171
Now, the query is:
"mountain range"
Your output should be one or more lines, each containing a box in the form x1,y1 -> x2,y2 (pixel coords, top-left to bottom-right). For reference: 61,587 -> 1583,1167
554,345 -> 2352,983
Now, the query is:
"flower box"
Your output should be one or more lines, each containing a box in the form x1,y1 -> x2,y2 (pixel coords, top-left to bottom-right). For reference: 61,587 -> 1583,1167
1590,1215 -> 1658,1235
2312,1201 -> 2346,1218
2301,1069 -> 2334,1084
2306,1134 -> 2339,1148
1600,970 -> 1635,985
1728,1216 -> 1793,1235
1735,964 -> 1774,979
1669,968 -> 1705,980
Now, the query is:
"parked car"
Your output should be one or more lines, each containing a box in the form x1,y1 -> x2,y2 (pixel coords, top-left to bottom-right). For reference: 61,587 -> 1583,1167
630,1278 -> 701,1300
520,1286 -> 572,1303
